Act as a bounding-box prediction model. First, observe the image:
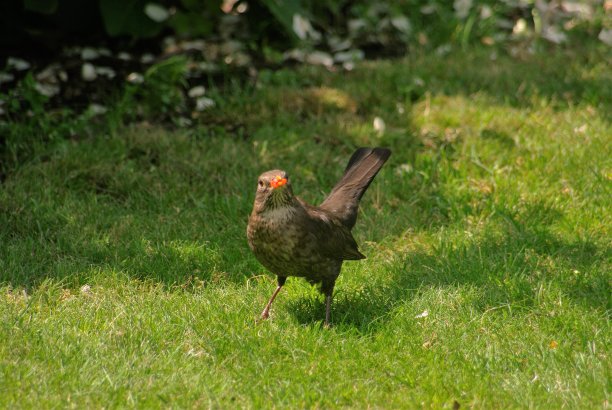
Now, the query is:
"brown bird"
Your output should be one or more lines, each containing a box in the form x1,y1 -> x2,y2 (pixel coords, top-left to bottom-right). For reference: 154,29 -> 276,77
247,147 -> 391,326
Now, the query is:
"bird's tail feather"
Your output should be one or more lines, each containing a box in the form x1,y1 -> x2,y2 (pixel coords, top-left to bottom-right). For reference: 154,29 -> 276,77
319,147 -> 391,229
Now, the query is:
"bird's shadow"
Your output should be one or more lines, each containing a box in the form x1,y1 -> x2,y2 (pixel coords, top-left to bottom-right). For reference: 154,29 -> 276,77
286,285 -> 396,330
286,200 -> 610,333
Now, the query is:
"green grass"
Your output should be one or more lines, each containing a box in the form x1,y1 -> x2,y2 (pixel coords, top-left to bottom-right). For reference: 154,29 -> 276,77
1,47 -> 611,408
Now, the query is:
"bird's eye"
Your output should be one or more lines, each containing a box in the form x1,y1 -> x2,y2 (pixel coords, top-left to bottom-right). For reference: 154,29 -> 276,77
258,180 -> 264,188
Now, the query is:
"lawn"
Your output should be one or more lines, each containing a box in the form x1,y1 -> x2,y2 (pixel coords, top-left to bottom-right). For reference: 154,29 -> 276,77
1,46 -> 610,408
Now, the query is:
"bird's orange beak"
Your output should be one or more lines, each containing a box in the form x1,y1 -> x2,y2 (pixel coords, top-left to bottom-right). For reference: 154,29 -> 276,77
270,175 -> 287,189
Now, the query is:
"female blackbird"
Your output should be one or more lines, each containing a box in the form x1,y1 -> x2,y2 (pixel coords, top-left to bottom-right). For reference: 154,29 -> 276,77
247,147 -> 391,326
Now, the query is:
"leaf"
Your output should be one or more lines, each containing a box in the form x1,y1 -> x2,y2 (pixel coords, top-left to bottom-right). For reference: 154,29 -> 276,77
414,310 -> 429,319
180,0 -> 219,12
373,117 -> 386,135
99,0 -> 162,37
292,14 -> 310,40
305,51 -> 333,67
599,29 -> 612,46
7,57 -> 31,71
260,0 -> 303,40
453,0 -> 472,19
144,3 -> 169,22
24,0 -> 58,14
169,11 -> 214,37
391,15 -> 411,34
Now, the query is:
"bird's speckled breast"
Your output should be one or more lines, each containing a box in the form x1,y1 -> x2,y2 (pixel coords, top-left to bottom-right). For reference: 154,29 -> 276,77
247,205 -> 340,281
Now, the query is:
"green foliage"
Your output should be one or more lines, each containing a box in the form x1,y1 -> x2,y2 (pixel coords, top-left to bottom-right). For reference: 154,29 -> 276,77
99,0 -> 163,37
0,74 -> 81,176
0,55 -> 193,176
13,0 -> 221,39
260,0 -> 304,40
168,0 -> 224,36
169,10 -> 214,37
139,56 -> 189,118
6,0 -> 606,54
23,0 -> 58,13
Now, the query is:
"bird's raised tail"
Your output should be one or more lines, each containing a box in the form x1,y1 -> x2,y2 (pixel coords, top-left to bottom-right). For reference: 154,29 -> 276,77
319,147 -> 391,229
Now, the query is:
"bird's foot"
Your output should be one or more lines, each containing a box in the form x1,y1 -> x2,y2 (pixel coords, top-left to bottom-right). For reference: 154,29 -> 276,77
258,309 -> 270,322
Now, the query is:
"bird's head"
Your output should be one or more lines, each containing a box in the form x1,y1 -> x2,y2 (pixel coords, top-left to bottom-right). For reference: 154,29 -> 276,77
253,169 -> 295,212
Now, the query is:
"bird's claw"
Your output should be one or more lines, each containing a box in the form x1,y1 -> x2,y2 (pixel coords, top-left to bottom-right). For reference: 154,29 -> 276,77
258,310 -> 270,322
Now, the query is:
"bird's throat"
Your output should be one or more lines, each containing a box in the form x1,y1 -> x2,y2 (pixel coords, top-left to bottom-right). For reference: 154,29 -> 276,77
265,189 -> 294,210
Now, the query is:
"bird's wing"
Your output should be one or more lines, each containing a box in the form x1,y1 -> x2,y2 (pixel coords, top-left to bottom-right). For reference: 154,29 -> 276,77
319,147 -> 391,229
302,204 -> 365,260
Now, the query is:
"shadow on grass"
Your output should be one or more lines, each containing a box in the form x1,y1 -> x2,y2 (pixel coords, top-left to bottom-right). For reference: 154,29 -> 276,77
286,200 -> 610,332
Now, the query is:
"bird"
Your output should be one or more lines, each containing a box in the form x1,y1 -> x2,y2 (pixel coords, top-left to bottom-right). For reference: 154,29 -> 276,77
247,147 -> 391,326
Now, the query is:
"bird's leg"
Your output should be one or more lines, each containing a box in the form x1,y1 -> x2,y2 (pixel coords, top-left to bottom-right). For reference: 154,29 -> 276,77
321,280 -> 336,328
324,294 -> 332,327
260,276 -> 287,320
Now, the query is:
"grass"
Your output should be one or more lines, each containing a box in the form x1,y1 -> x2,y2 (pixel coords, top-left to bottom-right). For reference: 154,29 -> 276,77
1,46 -> 610,408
